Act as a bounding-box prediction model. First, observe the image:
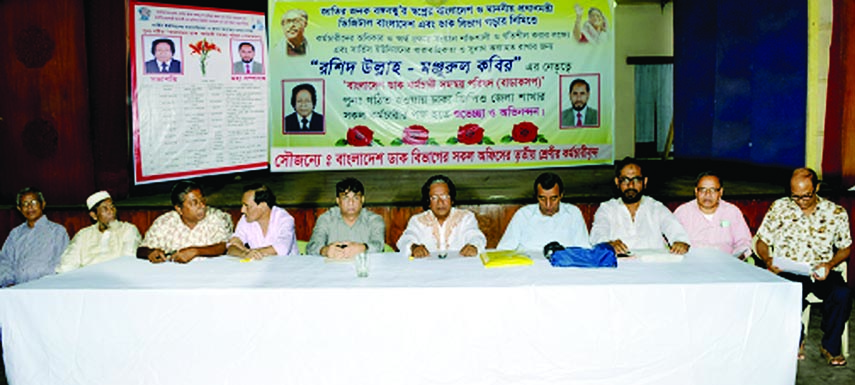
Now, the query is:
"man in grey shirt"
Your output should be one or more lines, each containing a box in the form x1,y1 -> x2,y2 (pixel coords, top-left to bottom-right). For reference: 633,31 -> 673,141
306,178 -> 386,258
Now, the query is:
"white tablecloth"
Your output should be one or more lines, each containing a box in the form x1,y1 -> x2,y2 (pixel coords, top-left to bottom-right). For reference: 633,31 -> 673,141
0,249 -> 801,385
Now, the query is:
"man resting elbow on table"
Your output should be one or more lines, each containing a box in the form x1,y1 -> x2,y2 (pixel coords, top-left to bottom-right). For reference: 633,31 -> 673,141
306,178 -> 385,259
137,181 -> 233,264
397,175 -> 486,258
227,184 -> 298,260
589,157 -> 690,256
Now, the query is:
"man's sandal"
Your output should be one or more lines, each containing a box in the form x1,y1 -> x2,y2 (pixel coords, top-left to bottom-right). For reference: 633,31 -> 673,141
820,346 -> 847,366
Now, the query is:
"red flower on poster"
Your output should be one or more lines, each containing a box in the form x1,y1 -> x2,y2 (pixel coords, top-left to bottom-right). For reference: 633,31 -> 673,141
456,123 -> 484,145
403,125 -> 429,145
346,125 -> 374,147
511,121 -> 538,143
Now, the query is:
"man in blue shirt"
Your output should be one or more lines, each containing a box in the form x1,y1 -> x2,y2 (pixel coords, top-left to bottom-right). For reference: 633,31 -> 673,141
498,172 -> 590,252
0,187 -> 69,287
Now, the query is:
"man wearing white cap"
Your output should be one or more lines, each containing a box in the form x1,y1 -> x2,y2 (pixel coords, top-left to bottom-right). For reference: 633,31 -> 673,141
56,191 -> 141,273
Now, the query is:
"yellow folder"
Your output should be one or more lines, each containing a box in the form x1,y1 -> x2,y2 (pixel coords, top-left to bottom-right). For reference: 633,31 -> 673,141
479,250 -> 534,268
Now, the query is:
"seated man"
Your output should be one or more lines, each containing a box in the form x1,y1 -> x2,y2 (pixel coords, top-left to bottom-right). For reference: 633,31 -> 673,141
306,178 -> 386,259
227,184 -> 298,260
137,180 -> 233,264
497,172 -> 589,251
57,191 -> 141,273
674,172 -> 752,258
590,157 -> 690,255
755,168 -> 851,366
397,175 -> 486,258
0,187 -> 69,286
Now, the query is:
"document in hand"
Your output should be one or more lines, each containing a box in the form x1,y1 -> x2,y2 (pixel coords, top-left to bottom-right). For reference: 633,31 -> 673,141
479,250 -> 534,268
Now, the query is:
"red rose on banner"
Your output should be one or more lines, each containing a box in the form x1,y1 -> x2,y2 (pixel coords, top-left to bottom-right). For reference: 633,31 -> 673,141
457,123 -> 484,145
347,125 -> 374,146
403,125 -> 429,145
512,121 -> 538,143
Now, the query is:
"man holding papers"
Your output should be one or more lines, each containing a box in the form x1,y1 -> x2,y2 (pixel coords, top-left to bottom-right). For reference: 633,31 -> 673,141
755,168 -> 851,366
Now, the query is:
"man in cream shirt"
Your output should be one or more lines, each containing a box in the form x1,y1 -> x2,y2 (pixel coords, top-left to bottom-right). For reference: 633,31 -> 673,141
56,191 -> 141,273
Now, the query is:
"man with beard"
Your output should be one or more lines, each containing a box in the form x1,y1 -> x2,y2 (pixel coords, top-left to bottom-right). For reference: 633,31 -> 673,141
561,78 -> 598,127
56,191 -> 141,273
137,180 -> 233,264
306,178 -> 386,259
673,172 -> 752,258
497,172 -> 589,251
590,157 -> 689,255
232,42 -> 263,74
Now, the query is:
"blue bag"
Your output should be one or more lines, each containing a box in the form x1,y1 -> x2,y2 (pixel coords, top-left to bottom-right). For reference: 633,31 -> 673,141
546,242 -> 617,268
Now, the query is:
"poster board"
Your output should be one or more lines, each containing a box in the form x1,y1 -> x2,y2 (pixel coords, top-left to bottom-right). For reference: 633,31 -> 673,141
130,1 -> 269,184
268,0 -> 614,171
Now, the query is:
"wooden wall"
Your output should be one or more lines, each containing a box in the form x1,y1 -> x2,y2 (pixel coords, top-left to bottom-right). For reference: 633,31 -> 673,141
0,0 -> 96,204
0,198 -> 780,252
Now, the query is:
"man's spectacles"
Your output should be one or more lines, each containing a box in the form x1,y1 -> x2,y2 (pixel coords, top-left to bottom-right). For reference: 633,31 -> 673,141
429,194 -> 450,202
618,176 -> 644,185
18,199 -> 40,208
790,192 -> 815,202
696,187 -> 721,194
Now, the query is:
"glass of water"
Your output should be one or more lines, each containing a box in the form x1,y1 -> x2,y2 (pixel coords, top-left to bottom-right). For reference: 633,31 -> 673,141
355,252 -> 369,278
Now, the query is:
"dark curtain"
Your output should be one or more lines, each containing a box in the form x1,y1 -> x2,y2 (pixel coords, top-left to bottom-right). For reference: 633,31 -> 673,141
822,0 -> 855,189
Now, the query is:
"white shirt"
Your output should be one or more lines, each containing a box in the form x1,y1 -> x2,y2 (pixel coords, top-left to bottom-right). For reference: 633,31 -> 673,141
589,196 -> 690,250
497,203 -> 590,252
396,208 -> 487,257
57,221 -> 141,273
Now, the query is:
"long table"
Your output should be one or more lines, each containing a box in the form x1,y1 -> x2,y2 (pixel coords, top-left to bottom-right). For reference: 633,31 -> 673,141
0,249 -> 801,385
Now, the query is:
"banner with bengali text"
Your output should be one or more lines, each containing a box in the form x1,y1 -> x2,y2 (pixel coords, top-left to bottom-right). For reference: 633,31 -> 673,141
269,0 -> 614,171
131,2 -> 269,184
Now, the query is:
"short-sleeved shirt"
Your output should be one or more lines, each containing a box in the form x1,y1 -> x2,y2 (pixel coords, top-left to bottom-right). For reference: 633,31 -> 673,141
674,199 -> 752,256
756,196 -> 852,269
232,206 -> 299,256
139,207 -> 233,255
306,208 -> 386,255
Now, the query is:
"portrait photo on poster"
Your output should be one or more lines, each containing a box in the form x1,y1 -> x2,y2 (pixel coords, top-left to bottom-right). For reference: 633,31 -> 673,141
282,80 -> 325,134
231,39 -> 264,75
143,36 -> 183,75
559,74 -> 600,128
276,8 -> 309,57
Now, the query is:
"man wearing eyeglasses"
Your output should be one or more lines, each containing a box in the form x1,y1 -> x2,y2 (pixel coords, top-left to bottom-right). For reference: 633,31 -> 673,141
397,175 -> 486,258
0,187 -> 69,287
136,180 -> 233,264
673,172 -> 752,258
589,157 -> 690,255
755,168 -> 851,366
306,178 -> 386,259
